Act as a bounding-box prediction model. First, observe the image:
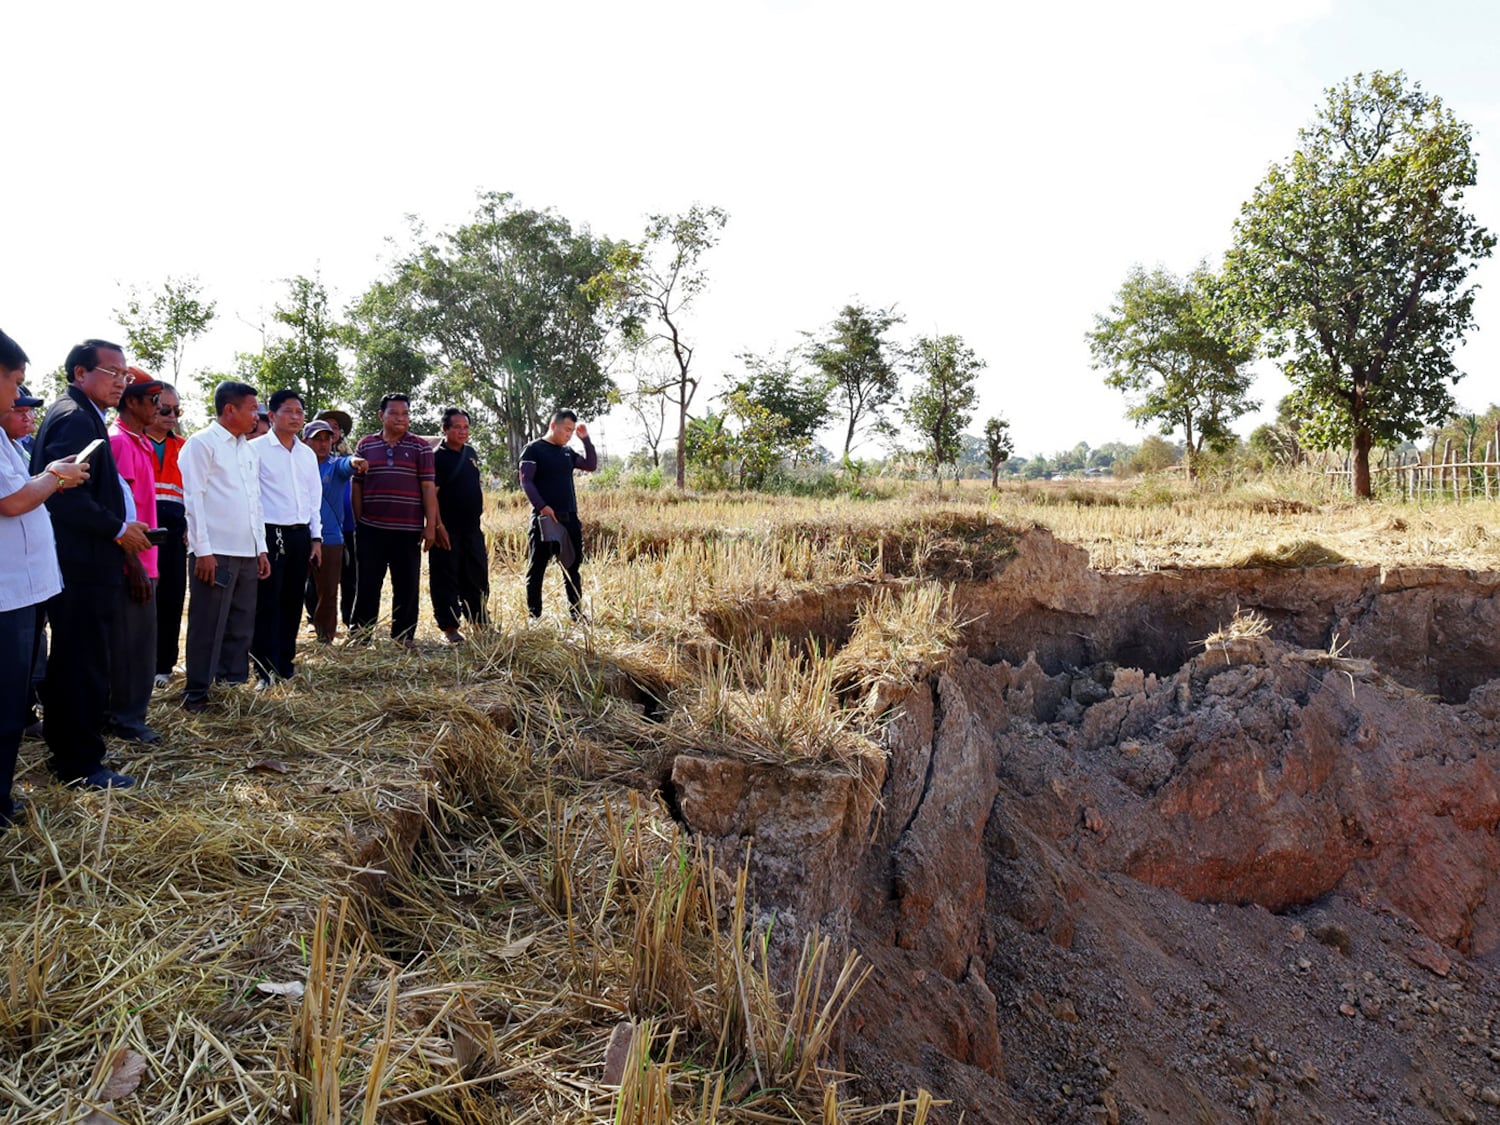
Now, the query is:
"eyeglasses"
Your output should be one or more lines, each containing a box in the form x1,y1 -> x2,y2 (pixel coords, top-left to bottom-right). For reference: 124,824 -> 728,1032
93,365 -> 129,381
158,405 -> 181,416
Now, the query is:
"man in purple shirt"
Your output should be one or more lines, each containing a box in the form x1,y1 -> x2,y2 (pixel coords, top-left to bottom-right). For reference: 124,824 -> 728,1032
519,409 -> 597,620
350,393 -> 438,645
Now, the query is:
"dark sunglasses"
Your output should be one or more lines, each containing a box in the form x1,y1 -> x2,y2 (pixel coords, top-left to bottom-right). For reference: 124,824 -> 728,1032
158,405 -> 181,416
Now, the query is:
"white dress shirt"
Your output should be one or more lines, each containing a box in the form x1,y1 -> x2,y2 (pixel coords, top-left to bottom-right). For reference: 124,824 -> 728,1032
0,438 -> 63,612
251,432 -> 323,539
181,421 -> 267,559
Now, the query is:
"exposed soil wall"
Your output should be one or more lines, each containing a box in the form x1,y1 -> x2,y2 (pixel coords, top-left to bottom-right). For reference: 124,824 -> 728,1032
678,528 -> 1500,1122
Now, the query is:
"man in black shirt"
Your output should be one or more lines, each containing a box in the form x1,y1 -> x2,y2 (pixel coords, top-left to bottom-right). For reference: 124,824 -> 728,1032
429,408 -> 489,643
518,409 -> 597,620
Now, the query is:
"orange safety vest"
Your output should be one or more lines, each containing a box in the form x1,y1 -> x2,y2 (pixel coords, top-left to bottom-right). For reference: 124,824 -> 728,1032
152,432 -> 185,505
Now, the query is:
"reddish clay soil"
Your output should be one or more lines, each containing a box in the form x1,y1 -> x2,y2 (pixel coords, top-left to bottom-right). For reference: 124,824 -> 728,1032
673,530 -> 1500,1122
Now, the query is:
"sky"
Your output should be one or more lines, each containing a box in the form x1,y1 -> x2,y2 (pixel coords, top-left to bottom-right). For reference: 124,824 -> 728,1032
7,0 -> 1500,460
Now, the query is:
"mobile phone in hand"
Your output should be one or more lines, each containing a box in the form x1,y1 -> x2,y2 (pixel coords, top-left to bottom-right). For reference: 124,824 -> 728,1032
76,438 -> 107,463
145,528 -> 170,547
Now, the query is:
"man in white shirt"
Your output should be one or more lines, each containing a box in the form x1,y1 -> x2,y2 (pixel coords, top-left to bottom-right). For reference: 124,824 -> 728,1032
249,389 -> 322,686
179,381 -> 270,713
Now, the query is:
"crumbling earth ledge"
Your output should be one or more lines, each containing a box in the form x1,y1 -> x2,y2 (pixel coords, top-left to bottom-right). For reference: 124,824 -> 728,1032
675,528 -> 1500,1122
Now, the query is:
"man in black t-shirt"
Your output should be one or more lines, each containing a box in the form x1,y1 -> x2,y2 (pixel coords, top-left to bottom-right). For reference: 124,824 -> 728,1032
518,408 -> 597,619
430,408 -> 489,643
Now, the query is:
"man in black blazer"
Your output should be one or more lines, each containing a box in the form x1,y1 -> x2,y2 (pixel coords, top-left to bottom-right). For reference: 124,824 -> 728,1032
31,340 -> 150,788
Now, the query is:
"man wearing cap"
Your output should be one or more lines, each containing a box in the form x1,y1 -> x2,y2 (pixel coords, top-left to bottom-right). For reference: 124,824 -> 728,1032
304,409 -> 356,627
1,385 -> 41,455
249,390 -> 321,685
104,371 -> 165,742
303,420 -> 366,642
147,384 -> 187,689
30,339 -> 150,789
351,393 -> 438,646
1,329 -> 92,829
519,409 -> 597,620
179,381 -> 269,713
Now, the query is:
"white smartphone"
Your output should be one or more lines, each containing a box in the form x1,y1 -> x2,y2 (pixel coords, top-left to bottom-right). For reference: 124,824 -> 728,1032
76,438 -> 106,463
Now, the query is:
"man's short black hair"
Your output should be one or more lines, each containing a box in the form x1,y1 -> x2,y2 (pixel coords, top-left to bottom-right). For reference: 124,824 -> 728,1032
268,388 -> 304,414
64,339 -> 125,382
442,407 -> 470,429
379,392 -> 410,413
551,408 -> 578,424
0,328 -> 29,372
214,381 -> 258,416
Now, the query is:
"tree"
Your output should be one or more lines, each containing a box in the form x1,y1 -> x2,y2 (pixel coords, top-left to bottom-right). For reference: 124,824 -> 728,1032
257,273 -> 347,411
805,302 -> 903,461
346,278 -> 433,439
115,275 -> 216,382
588,205 -> 729,488
905,334 -> 983,493
1089,264 -> 1258,477
983,416 -> 1013,487
731,349 -> 831,463
368,191 -> 617,470
1224,71 -> 1496,498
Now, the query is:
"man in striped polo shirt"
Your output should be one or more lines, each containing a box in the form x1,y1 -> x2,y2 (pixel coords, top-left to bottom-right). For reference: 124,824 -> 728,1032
350,393 -> 438,645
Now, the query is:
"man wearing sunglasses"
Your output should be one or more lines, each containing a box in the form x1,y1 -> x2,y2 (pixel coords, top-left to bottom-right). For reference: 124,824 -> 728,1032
29,339 -> 150,790
146,385 -> 187,689
104,371 -> 166,743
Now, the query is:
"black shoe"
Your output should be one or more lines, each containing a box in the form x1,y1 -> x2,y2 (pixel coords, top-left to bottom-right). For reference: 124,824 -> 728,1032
72,769 -> 136,791
107,724 -> 163,745
182,696 -> 210,714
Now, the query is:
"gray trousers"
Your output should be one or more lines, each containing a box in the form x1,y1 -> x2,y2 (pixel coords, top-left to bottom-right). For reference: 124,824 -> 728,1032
184,555 -> 258,704
107,578 -> 158,733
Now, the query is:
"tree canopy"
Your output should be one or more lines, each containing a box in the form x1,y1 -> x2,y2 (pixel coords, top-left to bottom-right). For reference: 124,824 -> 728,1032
905,333 -> 982,489
1224,70 -> 1495,498
588,205 -> 729,488
1088,264 -> 1257,476
114,275 -> 216,384
805,302 -> 903,461
360,191 -> 617,468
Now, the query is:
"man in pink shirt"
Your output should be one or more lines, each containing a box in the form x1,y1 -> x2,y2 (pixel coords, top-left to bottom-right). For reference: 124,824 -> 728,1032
106,371 -> 164,743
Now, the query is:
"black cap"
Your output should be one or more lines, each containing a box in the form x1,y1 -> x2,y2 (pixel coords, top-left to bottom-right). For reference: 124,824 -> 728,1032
14,385 -> 43,409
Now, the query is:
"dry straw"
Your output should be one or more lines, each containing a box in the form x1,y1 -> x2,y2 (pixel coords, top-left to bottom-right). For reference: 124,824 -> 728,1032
6,481 -> 1469,1122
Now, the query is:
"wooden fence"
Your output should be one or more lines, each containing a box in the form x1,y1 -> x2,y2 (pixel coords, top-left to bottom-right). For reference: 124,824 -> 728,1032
1322,436 -> 1500,501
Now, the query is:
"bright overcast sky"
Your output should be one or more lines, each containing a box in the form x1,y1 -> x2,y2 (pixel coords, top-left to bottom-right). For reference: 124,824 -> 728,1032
7,0 -> 1500,459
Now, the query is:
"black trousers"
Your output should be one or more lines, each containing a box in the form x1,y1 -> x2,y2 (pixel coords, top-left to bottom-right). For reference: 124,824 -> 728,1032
155,499 -> 188,675
526,513 -> 583,618
354,525 -> 422,640
1,605 -> 38,821
430,524 -> 489,630
251,523 -> 312,681
42,581 -> 116,781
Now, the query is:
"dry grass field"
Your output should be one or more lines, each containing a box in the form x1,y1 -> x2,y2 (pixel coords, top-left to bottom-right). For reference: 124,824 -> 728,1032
3,473 -> 1497,1123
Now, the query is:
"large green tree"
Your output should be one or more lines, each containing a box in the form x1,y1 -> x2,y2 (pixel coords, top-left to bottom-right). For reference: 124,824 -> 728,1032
365,191 -> 617,468
588,205 -> 729,488
115,275 -> 216,383
1224,71 -> 1495,498
805,302 -> 903,461
905,333 -> 983,491
1089,264 -> 1257,477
